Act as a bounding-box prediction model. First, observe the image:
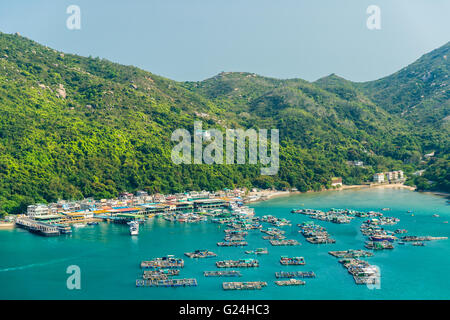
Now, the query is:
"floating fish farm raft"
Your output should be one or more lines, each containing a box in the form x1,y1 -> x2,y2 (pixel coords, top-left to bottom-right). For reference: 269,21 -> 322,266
275,279 -> 305,286
204,271 -> 242,277
369,234 -> 397,242
262,235 -> 286,240
222,281 -> 267,290
136,278 -> 197,287
328,250 -> 374,258
225,235 -> 246,241
217,241 -> 248,247
216,259 -> 259,268
280,256 -> 305,265
275,271 -> 316,279
305,236 -> 336,244
401,236 -> 448,242
143,269 -> 180,280
360,224 -> 384,237
224,229 -> 248,235
261,228 -> 285,235
245,248 -> 268,255
291,208 -> 353,224
184,250 -> 217,258
365,241 -> 394,250
364,216 -> 400,226
260,227 -> 286,241
127,205 -> 446,289
339,258 -> 379,285
258,215 -> 291,227
137,255 -> 195,287
270,239 -> 300,246
298,222 -> 335,244
141,256 -> 184,269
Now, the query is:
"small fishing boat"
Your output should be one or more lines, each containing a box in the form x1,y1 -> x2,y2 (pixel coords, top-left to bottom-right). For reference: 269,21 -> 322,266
72,223 -> 87,228
87,221 -> 99,226
433,214 -> 439,218
412,242 -> 425,246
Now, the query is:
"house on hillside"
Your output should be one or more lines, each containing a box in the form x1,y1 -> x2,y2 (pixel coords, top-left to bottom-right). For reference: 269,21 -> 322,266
331,177 -> 343,187
373,173 -> 385,183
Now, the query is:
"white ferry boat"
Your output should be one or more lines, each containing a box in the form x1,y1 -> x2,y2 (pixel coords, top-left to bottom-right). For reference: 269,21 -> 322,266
128,221 -> 139,235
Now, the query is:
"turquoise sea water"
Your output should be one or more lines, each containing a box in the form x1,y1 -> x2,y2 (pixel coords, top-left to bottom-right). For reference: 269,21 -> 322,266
0,188 -> 449,300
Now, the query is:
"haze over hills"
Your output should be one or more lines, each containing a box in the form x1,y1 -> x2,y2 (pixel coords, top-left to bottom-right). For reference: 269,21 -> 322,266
0,32 -> 448,214
358,42 -> 450,128
315,43 -> 450,129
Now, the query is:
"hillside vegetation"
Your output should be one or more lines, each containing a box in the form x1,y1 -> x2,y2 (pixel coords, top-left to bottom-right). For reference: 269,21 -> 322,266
0,32 -> 448,214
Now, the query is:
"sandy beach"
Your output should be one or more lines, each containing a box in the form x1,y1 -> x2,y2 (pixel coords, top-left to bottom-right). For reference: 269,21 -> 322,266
245,190 -> 295,203
0,222 -> 15,229
340,183 -> 416,191
246,183 -> 417,204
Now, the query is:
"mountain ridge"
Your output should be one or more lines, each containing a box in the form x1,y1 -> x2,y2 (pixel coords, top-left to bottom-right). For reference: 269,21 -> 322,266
0,32 -> 448,214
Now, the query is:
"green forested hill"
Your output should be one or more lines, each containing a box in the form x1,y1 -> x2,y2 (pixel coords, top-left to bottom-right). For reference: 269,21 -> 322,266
313,45 -> 449,193
358,42 -> 449,129
0,32 -> 448,214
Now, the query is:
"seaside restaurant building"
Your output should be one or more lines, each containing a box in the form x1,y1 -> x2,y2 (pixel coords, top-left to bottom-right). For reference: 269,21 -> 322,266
140,199 -> 228,214
60,211 -> 94,223
193,199 -> 229,210
93,207 -> 145,223
140,202 -> 195,215
32,214 -> 63,224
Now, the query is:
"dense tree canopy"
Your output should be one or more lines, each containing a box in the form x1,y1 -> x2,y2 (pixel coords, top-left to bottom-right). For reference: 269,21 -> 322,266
0,32 -> 448,214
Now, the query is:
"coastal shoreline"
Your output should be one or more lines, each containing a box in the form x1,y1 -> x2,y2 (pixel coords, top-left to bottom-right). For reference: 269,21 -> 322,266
246,183 -> 417,204
421,191 -> 450,198
0,222 -> 15,229
340,183 -> 416,191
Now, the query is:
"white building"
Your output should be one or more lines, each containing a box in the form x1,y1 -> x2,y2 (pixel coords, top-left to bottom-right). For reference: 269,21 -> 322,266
386,171 -> 396,181
27,204 -> 49,217
373,173 -> 385,183
136,190 -> 148,198
386,170 -> 404,181
347,160 -> 364,167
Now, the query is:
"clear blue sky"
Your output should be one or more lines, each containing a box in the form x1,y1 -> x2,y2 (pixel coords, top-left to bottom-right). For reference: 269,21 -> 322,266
0,0 -> 449,82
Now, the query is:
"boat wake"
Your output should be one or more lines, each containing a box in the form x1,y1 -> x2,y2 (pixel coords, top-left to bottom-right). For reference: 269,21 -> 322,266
0,256 -> 81,273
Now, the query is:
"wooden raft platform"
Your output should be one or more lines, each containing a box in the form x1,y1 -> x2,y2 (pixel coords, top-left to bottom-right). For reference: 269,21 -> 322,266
136,278 -> 197,287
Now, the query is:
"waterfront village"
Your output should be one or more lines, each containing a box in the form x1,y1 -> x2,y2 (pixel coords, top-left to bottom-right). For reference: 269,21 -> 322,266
9,188 -> 260,235
2,168 -> 405,236
0,169 -> 407,233
1,178 -> 448,290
